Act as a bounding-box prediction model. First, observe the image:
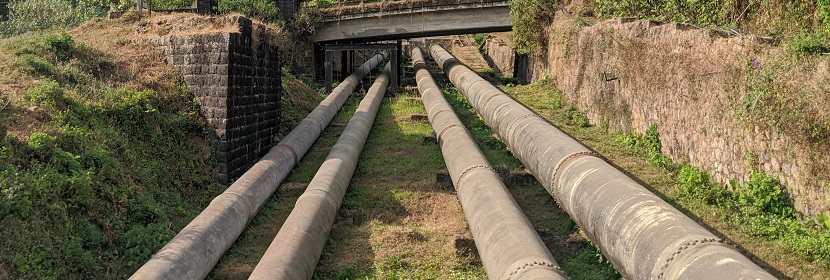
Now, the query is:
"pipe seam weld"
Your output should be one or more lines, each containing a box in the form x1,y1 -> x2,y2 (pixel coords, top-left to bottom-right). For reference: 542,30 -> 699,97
277,144 -> 300,166
309,114 -> 326,133
426,101 -> 447,115
502,260 -> 566,280
481,91 -> 501,110
550,150 -> 602,191
219,192 -> 253,220
656,238 -> 731,279
437,123 -> 464,144
455,164 -> 497,190
300,188 -> 340,206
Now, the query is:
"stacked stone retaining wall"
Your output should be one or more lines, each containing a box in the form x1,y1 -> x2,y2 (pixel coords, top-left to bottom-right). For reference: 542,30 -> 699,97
150,16 -> 281,183
517,16 -> 829,216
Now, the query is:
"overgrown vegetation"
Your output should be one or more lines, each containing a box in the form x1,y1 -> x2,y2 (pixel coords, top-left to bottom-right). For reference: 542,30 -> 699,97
0,30 -> 221,278
509,0 -> 557,53
218,0 -> 282,23
736,54 -> 829,145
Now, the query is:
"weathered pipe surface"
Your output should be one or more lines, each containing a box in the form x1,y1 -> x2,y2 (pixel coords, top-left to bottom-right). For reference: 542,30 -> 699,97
429,44 -> 776,280
129,53 -> 387,280
248,62 -> 391,280
411,47 -> 567,280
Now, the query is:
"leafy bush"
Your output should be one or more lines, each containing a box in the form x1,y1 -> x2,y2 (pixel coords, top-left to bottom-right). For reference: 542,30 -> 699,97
472,33 -> 486,46
819,0 -> 830,33
643,124 -> 673,170
24,79 -> 65,106
737,172 -> 793,217
510,0 -> 556,54
14,243 -> 56,279
677,164 -> 709,197
27,132 -> 56,157
218,0 -> 281,22
2,0 -> 93,35
787,31 -> 830,56
152,0 -> 192,10
288,7 -> 322,38
120,223 -> 176,268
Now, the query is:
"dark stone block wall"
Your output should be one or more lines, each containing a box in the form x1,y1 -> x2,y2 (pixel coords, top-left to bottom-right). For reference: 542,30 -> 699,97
150,17 -> 281,183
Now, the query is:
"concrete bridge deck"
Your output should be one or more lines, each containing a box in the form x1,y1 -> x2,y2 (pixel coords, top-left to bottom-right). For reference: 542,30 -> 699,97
311,1 -> 511,42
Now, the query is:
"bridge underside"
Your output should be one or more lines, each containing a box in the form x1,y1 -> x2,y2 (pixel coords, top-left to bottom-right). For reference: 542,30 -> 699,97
311,4 -> 512,43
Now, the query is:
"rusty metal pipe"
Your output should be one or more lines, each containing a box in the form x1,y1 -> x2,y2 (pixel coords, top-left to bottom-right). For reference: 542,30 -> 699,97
428,44 -> 774,280
412,47 -> 567,280
130,53 -> 387,280
248,62 -> 391,280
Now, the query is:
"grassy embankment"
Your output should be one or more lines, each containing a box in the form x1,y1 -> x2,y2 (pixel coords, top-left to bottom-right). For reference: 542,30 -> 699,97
0,15 -> 324,278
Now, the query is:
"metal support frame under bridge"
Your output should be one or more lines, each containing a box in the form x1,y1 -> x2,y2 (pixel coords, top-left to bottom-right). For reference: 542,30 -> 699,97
324,42 -> 400,95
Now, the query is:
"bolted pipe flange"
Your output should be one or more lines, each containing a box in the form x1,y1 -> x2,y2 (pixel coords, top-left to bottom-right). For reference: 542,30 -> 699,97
277,143 -> 300,166
502,260 -> 568,280
298,188 -> 340,208
656,238 -> 732,279
454,164 -> 498,191
437,123 -> 464,144
217,192 -> 253,222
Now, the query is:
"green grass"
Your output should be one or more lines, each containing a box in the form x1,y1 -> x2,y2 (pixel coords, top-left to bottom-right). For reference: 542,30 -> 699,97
0,31 -> 223,278
210,82 -> 622,279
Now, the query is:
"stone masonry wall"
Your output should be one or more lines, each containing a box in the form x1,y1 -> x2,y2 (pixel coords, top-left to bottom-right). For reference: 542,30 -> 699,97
526,15 -> 830,216
150,16 -> 281,183
483,33 -> 515,77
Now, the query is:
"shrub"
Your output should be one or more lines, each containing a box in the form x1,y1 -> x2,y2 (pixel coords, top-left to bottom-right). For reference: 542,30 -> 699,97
819,0 -> 830,33
510,0 -> 556,54
2,0 -> 90,35
787,31 -> 830,57
120,223 -> 176,269
737,172 -> 793,217
218,0 -> 281,22
27,132 -> 56,157
24,79 -> 64,106
152,0 -> 192,10
14,243 -> 56,279
677,164 -> 709,198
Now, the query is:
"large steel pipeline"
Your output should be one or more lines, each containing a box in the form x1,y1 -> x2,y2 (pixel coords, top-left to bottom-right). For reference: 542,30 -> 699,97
411,47 -> 567,280
429,45 -> 775,280
248,62 -> 391,280
130,53 -> 387,280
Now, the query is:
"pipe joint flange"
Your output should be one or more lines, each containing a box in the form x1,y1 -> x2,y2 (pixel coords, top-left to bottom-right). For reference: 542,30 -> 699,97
455,164 -> 497,190
437,123 -> 464,144
219,192 -> 253,220
503,260 -> 567,280
550,151 -> 602,188
308,114 -> 326,133
656,238 -> 732,279
300,188 -> 340,207
481,91 -> 502,110
277,144 -> 300,166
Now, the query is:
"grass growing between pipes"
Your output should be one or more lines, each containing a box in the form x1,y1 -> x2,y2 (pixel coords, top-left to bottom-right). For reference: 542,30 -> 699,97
503,79 -> 830,279
210,85 -> 623,279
